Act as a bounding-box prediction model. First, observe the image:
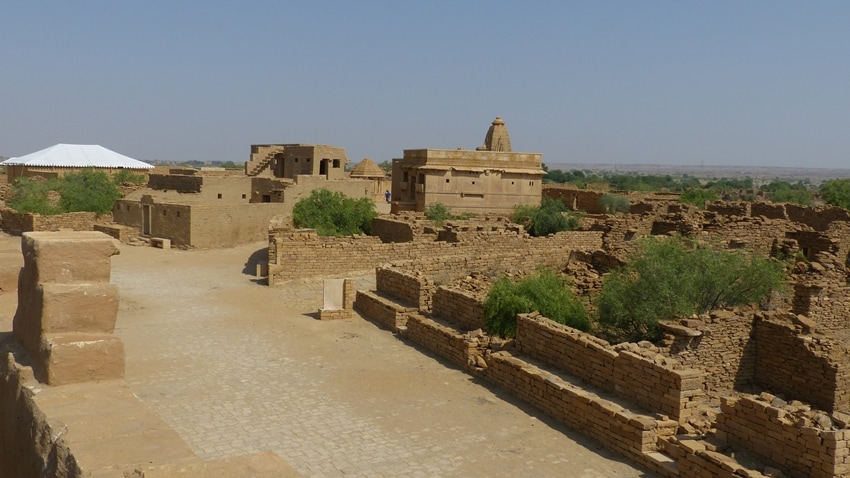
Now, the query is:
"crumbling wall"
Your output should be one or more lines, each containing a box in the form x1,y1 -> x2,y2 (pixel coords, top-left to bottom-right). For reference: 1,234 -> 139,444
514,313 -> 704,423
432,286 -> 486,331
0,208 -> 102,235
660,310 -> 758,402
0,348 -> 82,478
754,314 -> 850,413
147,174 -> 203,193
718,394 -> 850,478
375,268 -> 435,311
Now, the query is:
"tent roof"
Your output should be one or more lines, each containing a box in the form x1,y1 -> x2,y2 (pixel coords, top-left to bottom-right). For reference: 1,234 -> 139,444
1,144 -> 154,170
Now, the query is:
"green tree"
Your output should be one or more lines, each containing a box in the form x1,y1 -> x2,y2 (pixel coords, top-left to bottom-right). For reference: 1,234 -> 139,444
484,269 -> 589,338
425,202 -> 452,224
821,179 -> 850,210
511,198 -> 580,237
596,236 -> 786,342
7,177 -> 62,215
59,169 -> 121,214
292,189 -> 377,236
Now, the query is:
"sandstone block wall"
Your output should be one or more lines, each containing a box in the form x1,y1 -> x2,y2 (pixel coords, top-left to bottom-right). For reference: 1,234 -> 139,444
483,351 -> 678,460
0,208 -> 103,235
514,313 -> 704,423
431,286 -> 485,331
402,314 -> 488,369
718,394 -> 850,478
753,316 -> 850,413
353,291 -> 417,332
375,268 -> 435,310
147,174 -> 203,193
661,310 -> 758,402
268,228 -> 604,284
12,232 -> 124,385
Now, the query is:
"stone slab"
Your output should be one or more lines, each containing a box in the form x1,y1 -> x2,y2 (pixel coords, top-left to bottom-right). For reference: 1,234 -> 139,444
21,231 -> 119,284
40,333 -> 125,385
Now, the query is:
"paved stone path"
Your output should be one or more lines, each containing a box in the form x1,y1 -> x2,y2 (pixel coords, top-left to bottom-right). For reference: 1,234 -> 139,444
112,242 -> 655,478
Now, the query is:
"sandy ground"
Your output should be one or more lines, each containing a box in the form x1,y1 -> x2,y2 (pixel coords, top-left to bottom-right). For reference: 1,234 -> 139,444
1,232 -> 656,477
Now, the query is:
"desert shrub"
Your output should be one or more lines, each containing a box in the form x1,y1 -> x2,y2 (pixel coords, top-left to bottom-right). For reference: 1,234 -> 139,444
7,177 -> 62,215
425,202 -> 453,224
679,188 -> 719,209
596,236 -> 786,342
484,269 -> 589,338
58,169 -> 121,214
113,169 -> 147,185
292,189 -> 377,236
821,179 -> 850,210
511,198 -> 579,237
599,193 -> 630,214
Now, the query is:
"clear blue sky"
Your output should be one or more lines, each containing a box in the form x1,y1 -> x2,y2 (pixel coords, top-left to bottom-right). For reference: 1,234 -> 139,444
2,2 -> 848,169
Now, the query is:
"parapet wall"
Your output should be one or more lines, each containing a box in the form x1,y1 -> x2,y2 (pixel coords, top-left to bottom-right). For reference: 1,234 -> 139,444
147,174 -> 203,193
718,394 -> 850,478
514,313 -> 704,423
375,268 -> 435,311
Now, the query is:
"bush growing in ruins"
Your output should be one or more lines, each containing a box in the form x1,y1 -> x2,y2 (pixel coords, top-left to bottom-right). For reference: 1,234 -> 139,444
113,169 -> 147,185
7,177 -> 62,215
679,188 -> 719,209
599,194 -> 630,214
596,236 -> 786,342
821,179 -> 850,210
8,170 -> 120,215
425,202 -> 473,225
58,169 -> 122,214
511,198 -> 580,236
484,269 -> 589,338
292,188 -> 377,236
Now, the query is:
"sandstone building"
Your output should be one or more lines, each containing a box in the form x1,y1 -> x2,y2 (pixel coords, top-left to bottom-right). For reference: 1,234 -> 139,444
245,144 -> 348,180
390,117 -> 544,214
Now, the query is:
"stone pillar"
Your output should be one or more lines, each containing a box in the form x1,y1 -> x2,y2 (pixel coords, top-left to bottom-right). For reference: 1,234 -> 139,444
12,231 -> 124,385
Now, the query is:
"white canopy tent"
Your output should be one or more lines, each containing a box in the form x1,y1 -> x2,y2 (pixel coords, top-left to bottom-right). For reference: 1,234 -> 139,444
1,144 -> 154,170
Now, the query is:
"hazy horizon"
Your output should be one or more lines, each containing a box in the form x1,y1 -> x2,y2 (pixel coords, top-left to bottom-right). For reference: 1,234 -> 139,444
2,2 -> 848,170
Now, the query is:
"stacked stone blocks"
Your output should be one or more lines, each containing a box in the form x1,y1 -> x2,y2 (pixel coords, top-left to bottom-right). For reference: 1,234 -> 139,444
12,231 -> 124,385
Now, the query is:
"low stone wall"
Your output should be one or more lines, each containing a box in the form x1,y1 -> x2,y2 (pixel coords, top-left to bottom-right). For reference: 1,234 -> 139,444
0,349 -> 82,478
0,208 -> 102,235
93,224 -> 139,242
670,439 -> 769,478
371,217 -> 415,243
753,315 -> 850,413
483,351 -> 678,461
402,314 -> 488,369
718,394 -> 850,478
353,291 -> 417,332
375,268 -> 435,310
514,313 -> 704,423
268,228 -> 604,284
431,286 -> 485,331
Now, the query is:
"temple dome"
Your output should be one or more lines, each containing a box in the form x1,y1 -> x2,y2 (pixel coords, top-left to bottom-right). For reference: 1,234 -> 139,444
482,116 -> 512,152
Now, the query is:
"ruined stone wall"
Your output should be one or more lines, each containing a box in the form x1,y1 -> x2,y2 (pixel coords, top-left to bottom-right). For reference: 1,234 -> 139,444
543,187 -> 606,213
482,351 -> 678,462
751,202 -> 788,219
661,310 -> 758,402
375,268 -> 435,310
0,208 -> 102,235
706,202 -> 750,217
147,174 -> 203,193
403,314 -> 488,368
514,313 -> 704,423
371,217 -> 415,243
268,229 -> 604,284
718,394 -> 850,478
0,351 -> 82,478
753,315 -> 850,413
431,286 -> 485,331
787,204 -> 850,232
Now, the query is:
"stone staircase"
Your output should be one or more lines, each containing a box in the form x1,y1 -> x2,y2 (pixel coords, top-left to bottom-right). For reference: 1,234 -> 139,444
246,151 -> 275,176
